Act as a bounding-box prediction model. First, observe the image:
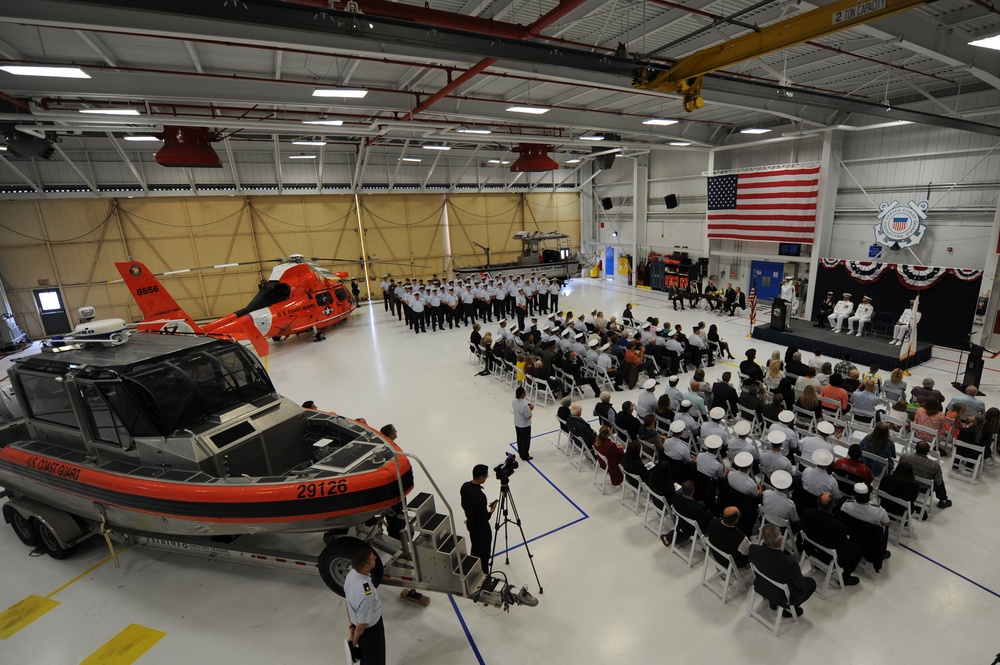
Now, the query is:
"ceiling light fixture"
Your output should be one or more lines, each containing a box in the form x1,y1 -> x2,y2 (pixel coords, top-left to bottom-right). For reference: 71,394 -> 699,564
615,153 -> 624,158
288,154 -> 317,159
643,118 -> 679,126
303,119 -> 344,126
506,105 -> 549,115
79,108 -> 140,116
0,65 -> 90,79
422,145 -> 451,150
0,146 -> 7,151
669,141 -> 691,147
970,35 -> 1000,51
579,133 -> 604,141
292,140 -> 327,146
457,128 -> 492,134
312,88 -> 369,98
565,158 -> 581,164
487,159 -> 510,164
740,128 -> 771,135
123,136 -> 161,142
399,157 -> 422,162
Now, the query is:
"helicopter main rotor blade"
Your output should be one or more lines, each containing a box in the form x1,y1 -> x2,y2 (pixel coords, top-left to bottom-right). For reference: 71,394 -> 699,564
310,257 -> 432,269
106,259 -> 282,283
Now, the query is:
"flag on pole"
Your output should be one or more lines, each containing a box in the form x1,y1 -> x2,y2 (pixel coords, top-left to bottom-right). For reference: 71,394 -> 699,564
707,165 -> 820,243
899,295 -> 920,361
748,275 -> 758,333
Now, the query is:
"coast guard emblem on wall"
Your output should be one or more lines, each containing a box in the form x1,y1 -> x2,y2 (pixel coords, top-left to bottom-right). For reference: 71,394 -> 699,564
874,200 -> 928,249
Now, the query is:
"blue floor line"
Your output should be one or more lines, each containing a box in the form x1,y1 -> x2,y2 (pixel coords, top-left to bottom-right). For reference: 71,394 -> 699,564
900,544 -> 1000,600
448,595 -> 487,665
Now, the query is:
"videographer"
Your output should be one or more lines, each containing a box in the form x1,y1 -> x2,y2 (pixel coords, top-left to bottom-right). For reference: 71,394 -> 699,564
461,464 -> 497,574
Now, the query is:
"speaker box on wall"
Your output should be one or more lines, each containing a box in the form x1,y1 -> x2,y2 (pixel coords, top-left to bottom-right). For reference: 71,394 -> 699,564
601,197 -> 613,210
664,194 -> 678,209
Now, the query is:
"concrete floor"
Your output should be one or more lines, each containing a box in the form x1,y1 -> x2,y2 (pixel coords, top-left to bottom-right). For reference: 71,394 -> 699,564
2,277 -> 999,664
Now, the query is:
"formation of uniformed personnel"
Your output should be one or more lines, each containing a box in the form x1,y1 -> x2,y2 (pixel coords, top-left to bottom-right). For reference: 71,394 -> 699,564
345,547 -> 386,665
382,273 -> 562,335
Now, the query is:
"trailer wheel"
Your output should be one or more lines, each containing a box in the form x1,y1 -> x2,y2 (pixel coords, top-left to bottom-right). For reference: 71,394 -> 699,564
3,504 -> 37,547
34,521 -> 76,559
318,537 -> 383,596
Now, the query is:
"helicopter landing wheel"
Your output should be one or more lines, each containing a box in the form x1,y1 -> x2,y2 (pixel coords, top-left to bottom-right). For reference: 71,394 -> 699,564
313,332 -> 326,342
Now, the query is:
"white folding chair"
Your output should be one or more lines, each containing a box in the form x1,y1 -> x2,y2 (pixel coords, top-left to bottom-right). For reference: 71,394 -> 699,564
799,532 -> 846,597
819,397 -> 842,419
747,564 -> 799,636
555,416 -> 569,454
910,423 -> 941,454
592,448 -> 619,495
793,406 -> 817,431
702,541 -> 749,604
533,376 -> 557,408
620,466 -> 644,514
876,490 -> 913,545
949,441 -> 986,486
759,510 -> 798,558
911,476 -> 934,521
671,513 -> 707,568
641,486 -> 670,537
568,434 -> 589,471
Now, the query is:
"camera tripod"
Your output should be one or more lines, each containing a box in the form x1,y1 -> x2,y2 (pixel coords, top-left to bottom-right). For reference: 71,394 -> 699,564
488,478 -> 543,594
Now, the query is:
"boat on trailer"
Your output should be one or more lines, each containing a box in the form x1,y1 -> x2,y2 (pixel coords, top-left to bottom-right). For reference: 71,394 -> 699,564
0,329 -> 537,607
453,231 -> 584,280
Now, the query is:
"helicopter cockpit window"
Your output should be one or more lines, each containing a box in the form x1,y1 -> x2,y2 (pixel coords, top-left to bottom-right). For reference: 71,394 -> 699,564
316,291 -> 333,306
235,281 -> 292,318
124,343 -> 274,435
18,373 -> 77,429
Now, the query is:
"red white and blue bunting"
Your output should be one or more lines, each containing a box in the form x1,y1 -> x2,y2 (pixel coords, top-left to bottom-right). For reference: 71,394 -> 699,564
951,268 -> 984,282
821,258 -> 983,290
844,261 -> 889,283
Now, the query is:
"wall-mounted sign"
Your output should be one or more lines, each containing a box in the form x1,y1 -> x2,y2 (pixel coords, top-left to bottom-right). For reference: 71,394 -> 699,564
873,199 -> 928,250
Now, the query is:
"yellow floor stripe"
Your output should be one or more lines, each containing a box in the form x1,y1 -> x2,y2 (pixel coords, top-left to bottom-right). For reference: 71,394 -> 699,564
81,624 -> 166,665
46,546 -> 130,599
0,594 -> 60,640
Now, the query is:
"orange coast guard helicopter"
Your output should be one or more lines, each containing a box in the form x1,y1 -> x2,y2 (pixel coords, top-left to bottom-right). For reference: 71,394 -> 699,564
115,254 -> 364,357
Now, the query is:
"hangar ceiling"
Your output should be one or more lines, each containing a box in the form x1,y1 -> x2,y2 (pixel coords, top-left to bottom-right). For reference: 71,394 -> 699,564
0,0 -> 998,196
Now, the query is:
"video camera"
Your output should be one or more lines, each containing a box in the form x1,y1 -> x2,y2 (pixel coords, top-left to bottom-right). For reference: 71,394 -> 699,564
494,452 -> 518,483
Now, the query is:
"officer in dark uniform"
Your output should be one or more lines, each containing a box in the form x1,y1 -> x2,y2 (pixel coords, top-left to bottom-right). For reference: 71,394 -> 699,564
460,464 -> 497,574
815,291 -> 836,327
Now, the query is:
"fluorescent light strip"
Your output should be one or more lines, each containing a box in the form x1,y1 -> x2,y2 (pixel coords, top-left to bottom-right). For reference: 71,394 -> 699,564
579,134 -> 604,141
288,155 -> 317,159
643,118 -> 678,126
969,35 -> 1000,51
399,157 -> 422,162
79,108 -> 140,116
457,128 -> 492,134
123,136 -> 161,142
302,119 -> 344,126
312,88 -> 368,98
669,142 -> 691,147
422,145 -> 451,150
565,158 -> 581,164
487,159 -> 510,164
506,106 -> 549,115
740,128 -> 771,135
0,65 -> 90,79
292,140 -> 327,146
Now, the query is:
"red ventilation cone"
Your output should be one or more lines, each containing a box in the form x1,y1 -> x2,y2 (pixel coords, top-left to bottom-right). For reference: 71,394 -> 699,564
155,126 -> 222,168
510,144 -> 559,172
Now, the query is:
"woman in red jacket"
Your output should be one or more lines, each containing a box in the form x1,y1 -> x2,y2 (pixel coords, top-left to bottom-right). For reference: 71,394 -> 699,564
594,425 -> 626,486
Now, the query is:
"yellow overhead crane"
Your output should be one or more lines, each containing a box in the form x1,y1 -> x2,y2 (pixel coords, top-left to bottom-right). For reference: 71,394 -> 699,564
634,0 -> 933,112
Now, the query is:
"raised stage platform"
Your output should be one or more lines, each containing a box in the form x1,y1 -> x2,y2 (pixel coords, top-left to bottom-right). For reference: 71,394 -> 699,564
750,321 -> 933,370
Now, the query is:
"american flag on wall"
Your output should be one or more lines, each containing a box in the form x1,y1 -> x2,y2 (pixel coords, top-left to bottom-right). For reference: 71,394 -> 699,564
706,165 -> 820,243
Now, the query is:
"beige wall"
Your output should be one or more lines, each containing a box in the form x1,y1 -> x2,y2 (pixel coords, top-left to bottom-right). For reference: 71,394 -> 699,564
0,192 -> 579,338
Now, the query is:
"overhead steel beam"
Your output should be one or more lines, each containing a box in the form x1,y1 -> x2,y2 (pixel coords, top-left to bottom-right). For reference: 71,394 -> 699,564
3,0 -> 998,139
74,29 -> 120,67
52,143 -> 98,191
222,137 -> 243,193
105,131 -> 148,192
0,154 -> 42,192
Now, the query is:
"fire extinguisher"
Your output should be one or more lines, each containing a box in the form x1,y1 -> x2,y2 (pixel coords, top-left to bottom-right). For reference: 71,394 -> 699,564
598,259 -> 603,272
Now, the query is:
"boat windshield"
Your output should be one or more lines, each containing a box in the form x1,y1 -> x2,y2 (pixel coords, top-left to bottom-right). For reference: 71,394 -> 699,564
123,343 -> 274,434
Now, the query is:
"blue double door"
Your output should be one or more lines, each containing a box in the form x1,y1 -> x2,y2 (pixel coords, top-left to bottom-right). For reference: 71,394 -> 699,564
749,260 -> 785,301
